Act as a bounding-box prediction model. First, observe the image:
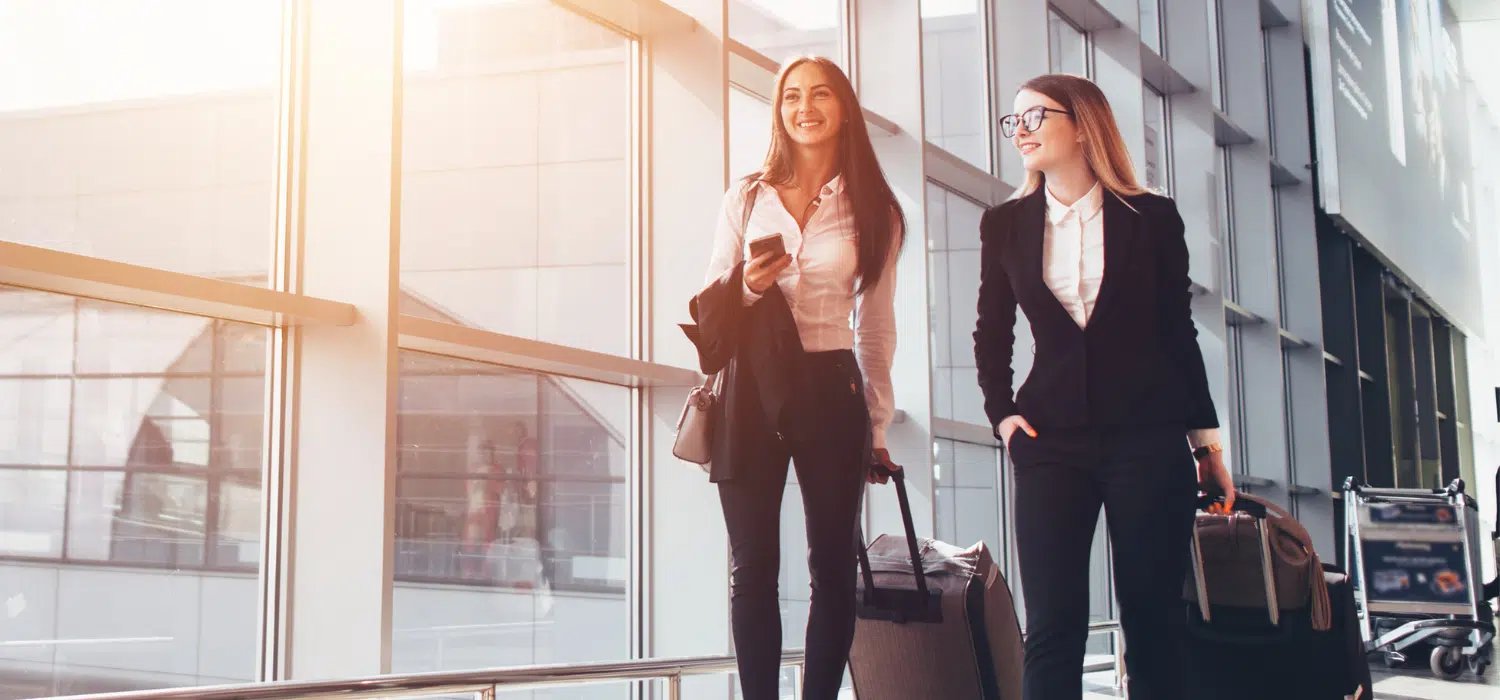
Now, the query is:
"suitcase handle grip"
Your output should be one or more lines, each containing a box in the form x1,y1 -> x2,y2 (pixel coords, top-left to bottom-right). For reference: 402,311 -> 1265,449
856,466 -> 937,621
1197,494 -> 1268,519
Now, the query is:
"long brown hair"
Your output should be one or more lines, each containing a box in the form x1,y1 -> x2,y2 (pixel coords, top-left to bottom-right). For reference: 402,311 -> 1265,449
1012,74 -> 1150,200
745,56 -> 905,294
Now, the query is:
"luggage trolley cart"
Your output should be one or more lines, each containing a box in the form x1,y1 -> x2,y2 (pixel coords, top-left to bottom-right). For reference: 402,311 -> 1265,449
1342,477 -> 1494,680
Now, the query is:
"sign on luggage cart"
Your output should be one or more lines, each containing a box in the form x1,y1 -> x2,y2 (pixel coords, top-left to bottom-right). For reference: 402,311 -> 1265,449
1342,478 -> 1495,681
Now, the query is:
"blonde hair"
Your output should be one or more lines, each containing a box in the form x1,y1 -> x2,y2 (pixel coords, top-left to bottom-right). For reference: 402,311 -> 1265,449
1011,74 -> 1151,201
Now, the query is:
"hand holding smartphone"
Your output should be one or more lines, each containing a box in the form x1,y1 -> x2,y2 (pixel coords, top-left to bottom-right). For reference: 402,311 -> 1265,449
748,233 -> 786,261
744,233 -> 792,295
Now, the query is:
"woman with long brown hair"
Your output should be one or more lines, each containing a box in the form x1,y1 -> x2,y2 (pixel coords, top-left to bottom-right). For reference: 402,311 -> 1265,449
691,55 -> 904,699
973,74 -> 1236,699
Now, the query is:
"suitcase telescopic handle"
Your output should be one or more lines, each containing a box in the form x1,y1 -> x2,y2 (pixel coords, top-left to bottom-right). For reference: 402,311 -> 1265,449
856,464 -> 934,617
1191,493 -> 1281,627
854,468 -> 942,624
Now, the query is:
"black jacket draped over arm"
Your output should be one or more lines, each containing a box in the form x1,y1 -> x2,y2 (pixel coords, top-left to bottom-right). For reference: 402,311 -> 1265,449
680,262 -> 806,482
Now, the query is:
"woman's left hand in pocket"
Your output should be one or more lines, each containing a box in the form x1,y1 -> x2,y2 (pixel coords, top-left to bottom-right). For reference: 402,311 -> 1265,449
869,448 -> 902,484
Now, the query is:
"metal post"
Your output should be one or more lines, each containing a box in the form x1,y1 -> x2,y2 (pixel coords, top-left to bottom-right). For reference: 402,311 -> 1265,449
1453,490 -> 1483,651
665,674 -> 681,700
793,662 -> 805,699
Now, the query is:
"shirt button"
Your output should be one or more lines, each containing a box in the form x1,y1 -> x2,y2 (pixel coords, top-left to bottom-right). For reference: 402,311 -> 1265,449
822,187 -> 833,196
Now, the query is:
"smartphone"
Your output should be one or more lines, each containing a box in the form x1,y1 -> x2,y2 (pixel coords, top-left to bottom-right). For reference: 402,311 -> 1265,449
748,234 -> 786,260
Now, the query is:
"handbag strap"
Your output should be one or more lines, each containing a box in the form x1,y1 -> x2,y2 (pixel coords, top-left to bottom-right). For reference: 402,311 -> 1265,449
740,179 -> 760,233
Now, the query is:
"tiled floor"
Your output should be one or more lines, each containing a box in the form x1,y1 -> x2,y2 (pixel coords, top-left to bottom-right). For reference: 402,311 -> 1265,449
1368,663 -> 1500,700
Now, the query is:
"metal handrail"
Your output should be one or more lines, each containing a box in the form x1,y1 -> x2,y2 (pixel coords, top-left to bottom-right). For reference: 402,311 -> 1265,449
52,622 -> 1128,700
51,651 -> 808,700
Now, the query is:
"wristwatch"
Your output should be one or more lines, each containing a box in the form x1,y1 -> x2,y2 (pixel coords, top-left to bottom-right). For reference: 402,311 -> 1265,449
1192,443 -> 1224,461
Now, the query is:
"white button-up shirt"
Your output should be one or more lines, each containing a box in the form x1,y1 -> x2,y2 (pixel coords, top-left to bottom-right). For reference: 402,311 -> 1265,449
1042,182 -> 1220,450
1043,182 -> 1107,329
704,176 -> 899,449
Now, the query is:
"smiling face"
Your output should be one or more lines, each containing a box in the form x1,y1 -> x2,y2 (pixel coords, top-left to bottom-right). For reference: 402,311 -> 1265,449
779,61 -> 845,148
1011,88 -> 1082,174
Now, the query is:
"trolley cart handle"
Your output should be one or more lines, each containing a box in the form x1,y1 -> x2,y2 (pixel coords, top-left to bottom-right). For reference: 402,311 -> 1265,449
1345,478 -> 1466,499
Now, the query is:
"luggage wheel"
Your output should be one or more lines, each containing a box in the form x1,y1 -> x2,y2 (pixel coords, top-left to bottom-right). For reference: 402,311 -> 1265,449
1430,646 -> 1464,681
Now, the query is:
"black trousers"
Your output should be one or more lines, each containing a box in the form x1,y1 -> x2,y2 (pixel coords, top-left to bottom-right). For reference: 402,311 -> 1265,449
1007,424 -> 1197,700
718,350 -> 870,700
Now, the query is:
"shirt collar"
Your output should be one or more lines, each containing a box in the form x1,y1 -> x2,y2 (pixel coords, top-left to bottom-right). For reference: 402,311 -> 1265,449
753,173 -> 845,197
820,174 -> 845,197
1044,181 -> 1104,225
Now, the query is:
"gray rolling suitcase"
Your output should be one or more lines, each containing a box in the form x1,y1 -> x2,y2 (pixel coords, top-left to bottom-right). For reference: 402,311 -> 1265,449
848,468 -> 1024,700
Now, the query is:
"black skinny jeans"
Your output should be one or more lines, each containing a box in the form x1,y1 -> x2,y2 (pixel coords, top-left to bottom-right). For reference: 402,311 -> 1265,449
1007,424 -> 1198,700
718,349 -> 870,700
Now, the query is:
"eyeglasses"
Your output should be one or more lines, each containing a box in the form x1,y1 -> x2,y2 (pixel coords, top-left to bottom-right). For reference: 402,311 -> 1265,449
1000,106 -> 1072,138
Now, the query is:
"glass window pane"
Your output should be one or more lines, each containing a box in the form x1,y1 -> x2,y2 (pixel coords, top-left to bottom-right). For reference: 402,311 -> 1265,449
925,183 -> 986,426
0,290 -> 74,375
393,352 -> 630,672
214,475 -> 262,569
922,0 -> 989,170
0,378 -> 71,467
0,0 -> 283,283
74,299 -> 215,376
0,469 -> 67,557
1143,85 -> 1169,192
730,88 -> 772,180
1139,0 -> 1162,55
0,288 -> 267,694
400,1 -> 633,357
731,0 -> 841,67
1048,10 -> 1089,77
1207,0 -> 1225,109
68,470 -> 209,567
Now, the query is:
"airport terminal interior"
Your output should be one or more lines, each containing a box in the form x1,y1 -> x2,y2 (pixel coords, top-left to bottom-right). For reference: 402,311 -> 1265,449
1,0 -> 1499,698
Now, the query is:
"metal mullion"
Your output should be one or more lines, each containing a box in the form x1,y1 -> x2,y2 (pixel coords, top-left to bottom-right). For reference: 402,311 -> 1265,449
0,462 -> 227,473
626,23 -> 649,679
0,552 -> 255,577
205,321 -> 225,569
1163,91 -> 1174,195
842,0 -> 858,90
55,297 -> 80,590
534,374 -> 550,665
978,0 -> 996,176
0,371 -> 262,382
259,0 -> 311,682
1083,14 -> 1095,80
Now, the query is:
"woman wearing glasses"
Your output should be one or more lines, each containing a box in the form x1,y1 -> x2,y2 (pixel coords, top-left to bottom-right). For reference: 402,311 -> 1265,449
973,74 -> 1236,700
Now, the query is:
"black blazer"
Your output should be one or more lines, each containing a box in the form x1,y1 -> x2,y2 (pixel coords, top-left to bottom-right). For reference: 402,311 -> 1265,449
973,186 -> 1219,438
681,262 -> 805,482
